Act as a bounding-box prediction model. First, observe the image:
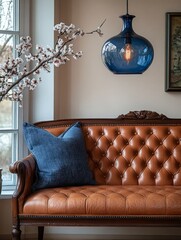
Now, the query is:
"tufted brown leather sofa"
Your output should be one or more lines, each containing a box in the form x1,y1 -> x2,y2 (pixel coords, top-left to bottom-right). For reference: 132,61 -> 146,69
9,111 -> 181,240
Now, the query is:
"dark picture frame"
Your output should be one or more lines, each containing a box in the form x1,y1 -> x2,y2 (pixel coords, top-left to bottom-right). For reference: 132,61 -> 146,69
165,12 -> 181,91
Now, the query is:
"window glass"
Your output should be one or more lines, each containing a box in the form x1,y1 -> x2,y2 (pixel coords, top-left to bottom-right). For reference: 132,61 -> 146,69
0,132 -> 17,185
0,0 -> 14,30
0,0 -> 20,189
0,33 -> 13,61
0,101 -> 12,128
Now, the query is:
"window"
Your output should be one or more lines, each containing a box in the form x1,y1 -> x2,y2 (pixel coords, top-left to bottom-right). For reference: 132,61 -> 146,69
0,0 -> 29,190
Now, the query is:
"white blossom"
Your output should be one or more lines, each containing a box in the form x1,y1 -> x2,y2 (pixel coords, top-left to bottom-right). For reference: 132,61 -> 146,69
0,21 -> 104,105
53,58 -> 62,67
73,51 -> 83,59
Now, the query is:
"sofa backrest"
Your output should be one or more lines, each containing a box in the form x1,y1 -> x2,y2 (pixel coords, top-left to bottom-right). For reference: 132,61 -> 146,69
83,124 -> 181,186
35,111 -> 181,186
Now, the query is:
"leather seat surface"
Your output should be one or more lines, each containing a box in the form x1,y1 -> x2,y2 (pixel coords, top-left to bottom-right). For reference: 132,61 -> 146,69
23,185 -> 181,215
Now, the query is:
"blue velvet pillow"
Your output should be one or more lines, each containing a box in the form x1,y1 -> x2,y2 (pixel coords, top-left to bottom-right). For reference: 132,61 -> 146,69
23,122 -> 95,191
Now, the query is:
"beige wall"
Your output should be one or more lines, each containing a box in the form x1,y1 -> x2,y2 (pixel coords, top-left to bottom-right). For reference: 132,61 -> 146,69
53,0 -> 181,120
29,0 -> 55,122
0,199 -> 12,235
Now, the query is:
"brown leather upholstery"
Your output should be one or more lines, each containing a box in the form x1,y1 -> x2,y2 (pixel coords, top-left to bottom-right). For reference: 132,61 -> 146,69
45,125 -> 181,186
23,185 -> 181,215
9,111 -> 181,240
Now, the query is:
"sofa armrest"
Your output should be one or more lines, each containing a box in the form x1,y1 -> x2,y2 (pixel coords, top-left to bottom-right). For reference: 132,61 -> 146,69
9,154 -> 36,213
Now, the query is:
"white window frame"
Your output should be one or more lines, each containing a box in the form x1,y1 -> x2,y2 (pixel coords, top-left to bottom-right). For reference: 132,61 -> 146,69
0,0 -> 30,191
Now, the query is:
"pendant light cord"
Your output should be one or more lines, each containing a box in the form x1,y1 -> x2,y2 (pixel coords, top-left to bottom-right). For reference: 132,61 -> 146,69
126,0 -> 129,14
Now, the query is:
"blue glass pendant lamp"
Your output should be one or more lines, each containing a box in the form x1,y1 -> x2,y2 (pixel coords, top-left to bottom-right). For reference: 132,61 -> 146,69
101,0 -> 154,74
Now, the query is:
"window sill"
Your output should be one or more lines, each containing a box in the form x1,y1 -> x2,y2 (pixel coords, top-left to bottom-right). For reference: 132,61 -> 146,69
0,191 -> 13,199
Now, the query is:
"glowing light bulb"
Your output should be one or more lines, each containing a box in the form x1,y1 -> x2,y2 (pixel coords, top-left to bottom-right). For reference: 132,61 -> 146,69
120,43 -> 134,63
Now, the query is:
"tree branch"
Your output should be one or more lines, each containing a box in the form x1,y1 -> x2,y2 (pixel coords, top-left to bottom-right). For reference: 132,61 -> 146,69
0,20 -> 105,104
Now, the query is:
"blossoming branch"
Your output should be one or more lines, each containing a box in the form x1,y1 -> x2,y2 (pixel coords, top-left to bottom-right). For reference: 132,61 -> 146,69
0,20 -> 105,106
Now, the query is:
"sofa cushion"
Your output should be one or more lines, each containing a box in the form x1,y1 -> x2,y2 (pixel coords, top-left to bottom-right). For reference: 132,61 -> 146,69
22,185 -> 181,215
23,122 -> 95,191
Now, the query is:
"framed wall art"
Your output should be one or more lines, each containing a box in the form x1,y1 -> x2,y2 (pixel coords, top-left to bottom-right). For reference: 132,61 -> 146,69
165,12 -> 181,91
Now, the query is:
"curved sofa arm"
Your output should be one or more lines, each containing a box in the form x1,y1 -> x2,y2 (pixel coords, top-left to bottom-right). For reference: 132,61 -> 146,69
9,154 -> 36,213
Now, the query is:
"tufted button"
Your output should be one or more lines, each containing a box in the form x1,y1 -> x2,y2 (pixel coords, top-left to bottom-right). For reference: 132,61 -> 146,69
101,132 -> 104,136
110,142 -> 113,146
142,141 -> 145,145
126,141 -> 129,145
117,131 -> 121,135
160,141 -> 163,145
176,162 -> 180,168
134,150 -> 138,156
128,163 -> 131,167
134,131 -> 137,135
119,151 -> 122,155
86,131 -> 89,135
94,142 -> 97,146
168,131 -> 171,135
150,131 -> 153,135
102,153 -> 106,157
168,151 -> 172,156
